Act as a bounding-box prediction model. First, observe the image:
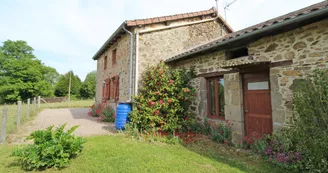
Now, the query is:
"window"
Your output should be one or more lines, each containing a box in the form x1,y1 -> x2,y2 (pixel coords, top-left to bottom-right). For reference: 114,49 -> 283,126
112,49 -> 117,66
226,47 -> 248,59
103,76 -> 119,102
104,56 -> 108,70
207,77 -> 225,119
247,81 -> 269,90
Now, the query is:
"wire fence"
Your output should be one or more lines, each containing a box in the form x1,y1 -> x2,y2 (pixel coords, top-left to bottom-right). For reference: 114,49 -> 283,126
0,97 -> 94,143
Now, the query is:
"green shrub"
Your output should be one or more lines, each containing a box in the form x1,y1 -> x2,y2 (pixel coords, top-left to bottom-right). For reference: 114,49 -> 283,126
12,124 -> 85,171
189,119 -> 232,145
102,104 -> 115,122
282,69 -> 328,172
129,62 -> 196,133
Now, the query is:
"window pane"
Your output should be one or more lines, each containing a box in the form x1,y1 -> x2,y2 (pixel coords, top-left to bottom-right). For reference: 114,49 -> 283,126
248,81 -> 269,90
209,79 -> 216,116
218,78 -> 225,117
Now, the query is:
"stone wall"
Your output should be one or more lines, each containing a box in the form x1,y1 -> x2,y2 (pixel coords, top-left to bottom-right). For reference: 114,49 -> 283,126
169,19 -> 328,143
136,19 -> 229,90
96,14 -> 231,103
96,34 -> 131,103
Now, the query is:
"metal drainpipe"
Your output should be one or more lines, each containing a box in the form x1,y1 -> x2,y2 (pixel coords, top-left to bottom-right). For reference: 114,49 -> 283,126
134,31 -> 139,96
122,24 -> 133,102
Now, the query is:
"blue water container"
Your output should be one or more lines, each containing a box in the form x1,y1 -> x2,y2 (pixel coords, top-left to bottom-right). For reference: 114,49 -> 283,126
115,103 -> 132,130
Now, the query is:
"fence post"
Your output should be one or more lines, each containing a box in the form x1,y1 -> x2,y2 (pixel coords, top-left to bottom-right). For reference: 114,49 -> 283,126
37,96 -> 41,109
0,106 -> 7,143
27,98 -> 30,118
33,97 -> 36,112
17,101 -> 22,128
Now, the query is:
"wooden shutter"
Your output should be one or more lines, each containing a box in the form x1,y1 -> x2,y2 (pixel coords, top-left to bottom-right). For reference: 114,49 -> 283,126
107,78 -> 112,99
102,83 -> 105,99
104,79 -> 109,99
115,76 -> 119,103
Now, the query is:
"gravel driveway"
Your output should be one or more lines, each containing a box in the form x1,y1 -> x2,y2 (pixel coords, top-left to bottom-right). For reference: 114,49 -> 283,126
8,108 -> 115,143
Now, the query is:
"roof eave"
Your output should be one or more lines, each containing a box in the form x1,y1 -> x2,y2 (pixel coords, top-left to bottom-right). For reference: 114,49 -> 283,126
166,7 -> 328,63
92,22 -> 127,60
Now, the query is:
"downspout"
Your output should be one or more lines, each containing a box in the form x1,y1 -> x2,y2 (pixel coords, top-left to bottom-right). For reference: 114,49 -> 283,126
122,24 -> 134,102
135,31 -> 140,95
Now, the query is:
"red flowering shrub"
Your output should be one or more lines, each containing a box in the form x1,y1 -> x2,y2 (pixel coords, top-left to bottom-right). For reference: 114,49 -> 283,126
210,120 -> 232,145
88,101 -> 115,122
129,62 -> 196,133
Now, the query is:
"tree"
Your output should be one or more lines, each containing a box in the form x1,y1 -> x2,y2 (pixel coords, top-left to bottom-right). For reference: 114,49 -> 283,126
0,40 -> 59,103
80,71 -> 96,99
54,71 -> 81,98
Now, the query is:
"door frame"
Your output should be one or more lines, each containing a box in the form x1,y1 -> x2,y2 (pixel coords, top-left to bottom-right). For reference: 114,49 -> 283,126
241,67 -> 273,137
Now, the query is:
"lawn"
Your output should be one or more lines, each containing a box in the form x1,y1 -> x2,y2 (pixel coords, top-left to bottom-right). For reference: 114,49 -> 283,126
0,135 -> 286,173
0,100 -> 94,136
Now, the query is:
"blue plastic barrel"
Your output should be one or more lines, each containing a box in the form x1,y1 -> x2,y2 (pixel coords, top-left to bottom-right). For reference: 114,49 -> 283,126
115,103 -> 132,130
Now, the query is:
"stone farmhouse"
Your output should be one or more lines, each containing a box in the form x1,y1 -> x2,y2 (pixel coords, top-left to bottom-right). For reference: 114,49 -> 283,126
166,1 -> 328,143
92,8 -> 233,108
93,1 -> 328,144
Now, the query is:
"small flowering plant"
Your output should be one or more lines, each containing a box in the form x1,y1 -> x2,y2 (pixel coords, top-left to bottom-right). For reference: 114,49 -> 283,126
129,62 -> 196,133
244,131 -> 302,169
210,120 -> 232,145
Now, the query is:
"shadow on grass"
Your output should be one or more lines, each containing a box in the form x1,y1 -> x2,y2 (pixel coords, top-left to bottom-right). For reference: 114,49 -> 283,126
182,138 -> 287,173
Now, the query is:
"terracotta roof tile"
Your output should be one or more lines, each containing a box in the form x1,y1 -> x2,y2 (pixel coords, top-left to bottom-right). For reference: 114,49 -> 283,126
159,17 -> 166,22
177,14 -> 184,19
171,15 -> 178,20
152,18 -> 159,23
144,19 -> 152,24
126,7 -> 221,27
135,20 -> 145,25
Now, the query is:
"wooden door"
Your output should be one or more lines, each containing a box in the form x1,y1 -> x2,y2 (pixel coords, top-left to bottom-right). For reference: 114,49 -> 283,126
243,72 -> 272,137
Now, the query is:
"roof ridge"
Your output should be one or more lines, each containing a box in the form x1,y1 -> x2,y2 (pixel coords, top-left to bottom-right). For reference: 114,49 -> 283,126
127,7 -> 217,22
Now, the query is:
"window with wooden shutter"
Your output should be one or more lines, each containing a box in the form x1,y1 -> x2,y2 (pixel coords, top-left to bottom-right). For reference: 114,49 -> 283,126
112,49 -> 117,66
106,79 -> 111,99
109,77 -> 114,100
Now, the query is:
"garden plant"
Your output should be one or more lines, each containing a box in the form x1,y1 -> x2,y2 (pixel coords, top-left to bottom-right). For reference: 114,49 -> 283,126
12,124 -> 85,171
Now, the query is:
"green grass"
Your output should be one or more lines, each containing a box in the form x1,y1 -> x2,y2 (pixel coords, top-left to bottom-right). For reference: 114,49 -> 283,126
0,100 -> 94,136
40,99 -> 94,109
0,135 -> 287,173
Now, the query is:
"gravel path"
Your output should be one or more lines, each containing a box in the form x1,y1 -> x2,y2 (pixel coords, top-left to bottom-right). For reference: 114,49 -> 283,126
8,108 -> 115,144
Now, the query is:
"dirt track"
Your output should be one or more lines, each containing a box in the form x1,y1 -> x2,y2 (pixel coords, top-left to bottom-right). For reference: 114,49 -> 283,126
8,108 -> 115,143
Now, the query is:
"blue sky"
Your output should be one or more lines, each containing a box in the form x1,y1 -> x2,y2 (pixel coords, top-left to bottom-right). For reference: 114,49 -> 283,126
0,0 -> 323,80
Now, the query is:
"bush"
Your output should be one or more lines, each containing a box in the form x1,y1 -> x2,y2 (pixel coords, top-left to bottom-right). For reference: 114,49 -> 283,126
189,119 -> 232,145
210,120 -> 232,145
12,124 -> 85,171
89,102 -> 115,122
282,69 -> 328,171
129,62 -> 196,133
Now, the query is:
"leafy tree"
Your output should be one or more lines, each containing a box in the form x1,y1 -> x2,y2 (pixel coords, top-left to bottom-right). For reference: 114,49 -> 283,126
0,40 -> 59,103
54,71 -> 81,98
80,71 -> 96,99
